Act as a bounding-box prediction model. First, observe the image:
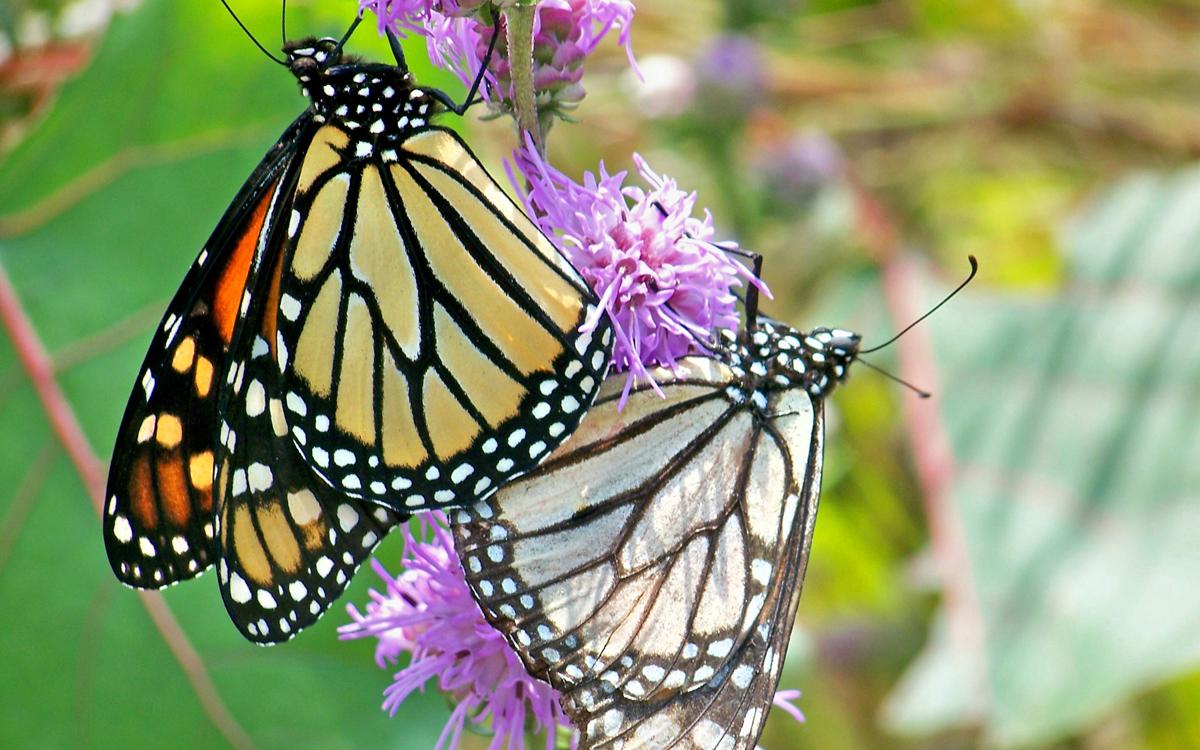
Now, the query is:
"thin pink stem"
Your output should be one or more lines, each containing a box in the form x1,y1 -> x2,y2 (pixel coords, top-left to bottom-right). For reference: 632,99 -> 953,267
0,266 -> 106,506
0,263 -> 256,750
849,181 -> 991,704
881,255 -> 990,690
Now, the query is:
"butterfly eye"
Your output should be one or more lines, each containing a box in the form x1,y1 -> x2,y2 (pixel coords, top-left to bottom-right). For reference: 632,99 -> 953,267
828,332 -> 861,355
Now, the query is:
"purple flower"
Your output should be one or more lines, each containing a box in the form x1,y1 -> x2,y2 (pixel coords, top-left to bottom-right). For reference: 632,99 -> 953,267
510,137 -> 766,399
340,513 -> 574,749
360,0 -> 636,123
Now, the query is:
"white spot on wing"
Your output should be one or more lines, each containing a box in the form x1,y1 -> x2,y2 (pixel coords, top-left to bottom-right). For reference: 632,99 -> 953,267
247,463 -> 273,492
731,663 -> 755,689
112,513 -> 133,544
337,504 -> 359,531
229,573 -> 251,603
280,294 -> 302,321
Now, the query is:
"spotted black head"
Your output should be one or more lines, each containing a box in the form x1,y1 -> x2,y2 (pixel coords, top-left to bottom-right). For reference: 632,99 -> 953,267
283,37 -> 345,82
280,35 -> 433,144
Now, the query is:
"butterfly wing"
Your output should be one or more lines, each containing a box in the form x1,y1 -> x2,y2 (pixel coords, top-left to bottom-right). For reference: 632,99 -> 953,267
200,137 -> 406,645
575,392 -> 824,750
213,296 -> 404,644
452,357 -> 824,750
103,115 -> 312,588
274,125 -> 612,510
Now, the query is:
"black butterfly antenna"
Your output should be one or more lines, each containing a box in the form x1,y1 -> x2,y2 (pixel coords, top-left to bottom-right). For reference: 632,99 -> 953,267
856,359 -> 932,399
220,0 -> 287,65
281,0 -> 288,44
854,255 -> 979,399
709,240 -> 764,326
860,255 -> 978,355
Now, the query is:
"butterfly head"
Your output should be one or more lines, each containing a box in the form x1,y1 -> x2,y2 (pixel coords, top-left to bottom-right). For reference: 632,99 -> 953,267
283,38 -> 346,81
283,38 -> 430,139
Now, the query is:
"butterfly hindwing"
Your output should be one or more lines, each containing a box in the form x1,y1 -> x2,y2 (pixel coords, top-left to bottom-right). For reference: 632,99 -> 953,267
453,322 -> 847,749
214,324 -> 403,644
103,116 -> 311,589
572,396 -> 823,750
274,125 -> 612,511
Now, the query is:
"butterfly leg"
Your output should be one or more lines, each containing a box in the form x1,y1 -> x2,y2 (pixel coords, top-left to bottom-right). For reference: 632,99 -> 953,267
422,19 -> 501,116
386,29 -> 408,70
335,15 -> 363,55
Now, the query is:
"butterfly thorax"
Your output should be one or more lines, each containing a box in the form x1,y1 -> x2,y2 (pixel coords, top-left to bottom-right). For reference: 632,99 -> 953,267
284,37 -> 436,148
719,320 -> 860,408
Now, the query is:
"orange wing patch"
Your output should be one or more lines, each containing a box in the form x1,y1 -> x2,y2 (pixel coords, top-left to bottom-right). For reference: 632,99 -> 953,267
155,454 -> 191,527
130,454 -> 158,531
214,179 -> 278,344
232,503 -> 274,587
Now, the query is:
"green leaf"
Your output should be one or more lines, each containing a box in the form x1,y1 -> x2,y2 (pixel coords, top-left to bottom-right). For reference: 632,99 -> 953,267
0,2 -> 468,747
883,167 -> 1200,747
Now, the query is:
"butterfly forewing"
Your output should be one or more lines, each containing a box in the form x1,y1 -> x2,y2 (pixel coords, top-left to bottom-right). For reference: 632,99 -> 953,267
103,117 -> 310,588
453,321 -> 842,749
276,125 -> 612,510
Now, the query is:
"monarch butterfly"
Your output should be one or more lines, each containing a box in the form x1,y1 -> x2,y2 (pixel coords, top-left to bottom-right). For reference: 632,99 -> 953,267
451,257 -> 977,747
103,15 -> 612,644
450,317 -> 849,748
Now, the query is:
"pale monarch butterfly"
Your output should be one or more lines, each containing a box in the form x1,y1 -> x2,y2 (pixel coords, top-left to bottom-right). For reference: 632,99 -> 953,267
102,10 -> 612,644
450,257 -> 978,747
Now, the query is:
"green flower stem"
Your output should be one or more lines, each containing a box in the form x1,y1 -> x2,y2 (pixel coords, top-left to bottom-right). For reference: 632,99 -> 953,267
505,1 -> 543,154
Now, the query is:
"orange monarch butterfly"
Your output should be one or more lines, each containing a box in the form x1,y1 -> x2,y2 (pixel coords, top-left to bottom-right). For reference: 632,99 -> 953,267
103,16 -> 612,644
451,258 -> 977,748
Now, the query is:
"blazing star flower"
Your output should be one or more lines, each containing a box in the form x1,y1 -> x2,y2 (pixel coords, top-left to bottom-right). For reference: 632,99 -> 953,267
340,513 -> 574,749
359,0 -> 636,125
510,137 -> 765,397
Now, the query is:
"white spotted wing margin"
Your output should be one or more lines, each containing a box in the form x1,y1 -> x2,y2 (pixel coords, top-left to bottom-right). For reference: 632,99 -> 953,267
451,347 -> 826,749
212,327 -> 403,645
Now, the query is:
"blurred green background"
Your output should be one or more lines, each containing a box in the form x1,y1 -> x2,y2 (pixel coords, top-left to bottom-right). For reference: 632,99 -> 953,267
2,0 -> 1199,748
